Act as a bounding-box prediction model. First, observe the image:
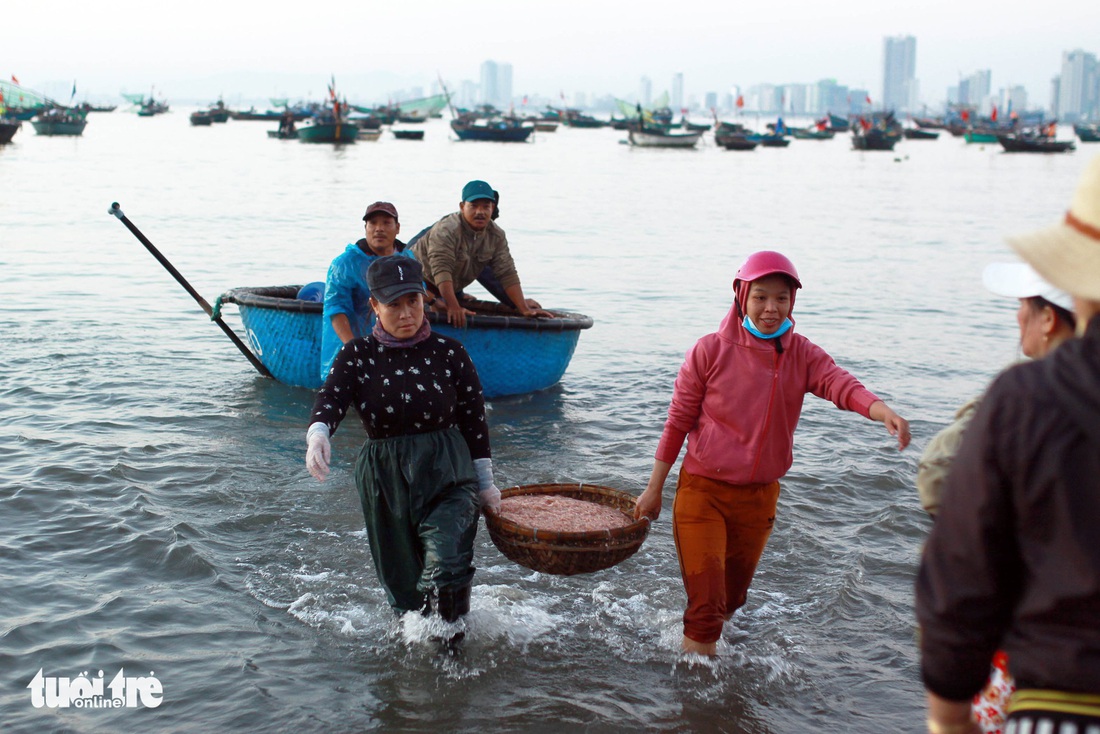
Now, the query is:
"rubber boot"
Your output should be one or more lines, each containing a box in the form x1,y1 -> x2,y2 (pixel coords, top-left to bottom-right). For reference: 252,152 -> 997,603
437,584 -> 471,623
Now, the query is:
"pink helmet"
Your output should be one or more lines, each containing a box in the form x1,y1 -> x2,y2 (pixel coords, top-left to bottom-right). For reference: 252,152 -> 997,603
733,251 -> 802,316
734,251 -> 801,289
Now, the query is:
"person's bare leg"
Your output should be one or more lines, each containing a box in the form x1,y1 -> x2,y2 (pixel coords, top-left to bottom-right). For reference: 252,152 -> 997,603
682,635 -> 717,656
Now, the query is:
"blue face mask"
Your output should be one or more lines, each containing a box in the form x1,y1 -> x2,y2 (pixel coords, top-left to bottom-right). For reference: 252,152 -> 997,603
742,315 -> 792,340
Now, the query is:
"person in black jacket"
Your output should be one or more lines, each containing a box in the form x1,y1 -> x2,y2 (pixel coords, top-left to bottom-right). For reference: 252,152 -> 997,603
917,155 -> 1100,733
305,256 -> 501,635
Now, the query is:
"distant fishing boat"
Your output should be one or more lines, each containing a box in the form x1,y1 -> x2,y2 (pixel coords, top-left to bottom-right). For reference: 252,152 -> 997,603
298,82 -> 358,143
0,117 -> 21,144
851,112 -> 903,151
963,129 -> 1000,144
997,134 -> 1075,153
627,127 -> 702,148
31,108 -> 87,136
392,129 -> 425,140
1074,123 -> 1100,143
903,127 -> 939,140
297,119 -> 358,143
190,110 -> 214,126
451,117 -> 534,142
714,122 -> 759,150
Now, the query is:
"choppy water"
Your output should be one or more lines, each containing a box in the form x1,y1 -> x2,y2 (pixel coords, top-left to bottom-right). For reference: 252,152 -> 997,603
1,110 -> 1092,733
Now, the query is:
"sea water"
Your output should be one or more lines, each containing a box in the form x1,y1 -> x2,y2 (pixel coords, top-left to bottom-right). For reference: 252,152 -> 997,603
0,111 -> 1090,733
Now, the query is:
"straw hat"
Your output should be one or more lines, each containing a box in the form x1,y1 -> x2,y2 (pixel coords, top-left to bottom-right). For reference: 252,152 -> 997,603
1008,155 -> 1100,302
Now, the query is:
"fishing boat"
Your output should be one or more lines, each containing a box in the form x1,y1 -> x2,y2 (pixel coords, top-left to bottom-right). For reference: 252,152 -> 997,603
136,99 -> 169,116
826,113 -> 851,132
627,127 -> 702,148
297,96 -> 358,143
297,120 -> 358,143
753,132 -> 790,147
963,128 -> 1000,144
358,129 -> 382,142
903,127 -> 939,140
997,134 -> 1075,153
1074,123 -> 1100,143
912,116 -> 946,129
451,117 -> 534,142
190,110 -> 214,126
76,102 -> 117,113
230,108 -> 286,121
852,128 -> 901,150
266,128 -> 298,139
790,127 -> 834,140
0,118 -> 21,144
851,112 -> 903,151
205,100 -> 229,123
533,121 -> 559,132
714,122 -> 759,150
561,109 -> 606,128
31,107 -> 88,136
215,287 -> 593,398
392,129 -> 425,140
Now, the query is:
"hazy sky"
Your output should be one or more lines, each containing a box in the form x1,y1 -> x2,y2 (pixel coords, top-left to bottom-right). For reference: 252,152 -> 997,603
6,0 -> 1097,107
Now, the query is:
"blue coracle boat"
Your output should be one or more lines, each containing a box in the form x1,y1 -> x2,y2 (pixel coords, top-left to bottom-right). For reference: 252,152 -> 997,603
217,286 -> 593,398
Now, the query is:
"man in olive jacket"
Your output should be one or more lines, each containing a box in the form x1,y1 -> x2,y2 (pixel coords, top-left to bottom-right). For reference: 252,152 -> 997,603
410,180 -> 547,328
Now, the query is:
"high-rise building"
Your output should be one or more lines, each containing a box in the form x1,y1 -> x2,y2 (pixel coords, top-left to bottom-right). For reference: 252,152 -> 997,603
959,69 -> 992,111
815,79 -> 850,116
883,35 -> 918,112
1056,49 -> 1099,122
640,76 -> 652,107
998,85 -> 1029,116
479,60 -> 513,109
672,72 -> 684,111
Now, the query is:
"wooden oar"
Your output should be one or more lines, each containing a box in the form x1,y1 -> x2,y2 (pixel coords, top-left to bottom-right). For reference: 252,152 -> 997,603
108,202 -> 273,378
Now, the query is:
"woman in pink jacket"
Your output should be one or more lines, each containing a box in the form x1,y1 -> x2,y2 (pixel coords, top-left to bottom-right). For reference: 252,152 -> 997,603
634,251 -> 910,656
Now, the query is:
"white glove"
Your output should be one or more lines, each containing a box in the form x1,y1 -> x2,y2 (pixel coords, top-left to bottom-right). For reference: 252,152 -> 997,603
473,457 -> 501,513
306,422 -> 331,482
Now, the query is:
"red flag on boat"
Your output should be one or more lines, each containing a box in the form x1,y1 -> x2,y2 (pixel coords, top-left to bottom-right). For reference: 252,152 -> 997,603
522,95 -> 528,106
865,95 -> 872,105
859,117 -> 871,131
961,109 -> 970,122
736,95 -> 744,109
11,74 -> 19,85
991,105 -> 998,121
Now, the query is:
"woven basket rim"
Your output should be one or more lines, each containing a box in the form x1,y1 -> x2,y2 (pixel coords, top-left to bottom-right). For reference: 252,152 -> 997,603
488,483 -> 650,543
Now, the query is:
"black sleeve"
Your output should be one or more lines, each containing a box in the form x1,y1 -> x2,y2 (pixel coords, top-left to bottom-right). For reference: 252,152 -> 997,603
308,340 -> 362,436
449,341 -> 491,460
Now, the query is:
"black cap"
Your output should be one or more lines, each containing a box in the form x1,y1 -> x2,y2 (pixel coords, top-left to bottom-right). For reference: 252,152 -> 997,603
363,201 -> 399,222
367,256 -> 425,304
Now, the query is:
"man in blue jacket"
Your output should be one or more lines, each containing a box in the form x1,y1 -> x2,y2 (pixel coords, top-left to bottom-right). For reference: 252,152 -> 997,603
320,202 -> 417,380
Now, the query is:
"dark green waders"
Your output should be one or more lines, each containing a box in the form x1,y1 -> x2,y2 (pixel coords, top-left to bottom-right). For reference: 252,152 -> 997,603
354,427 -> 479,620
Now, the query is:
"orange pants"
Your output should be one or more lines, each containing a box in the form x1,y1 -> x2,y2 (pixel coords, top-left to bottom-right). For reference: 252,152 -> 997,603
672,469 -> 780,644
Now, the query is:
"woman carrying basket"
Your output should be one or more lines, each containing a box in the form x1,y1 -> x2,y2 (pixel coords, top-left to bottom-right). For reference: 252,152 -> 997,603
634,250 -> 910,656
305,255 -> 501,631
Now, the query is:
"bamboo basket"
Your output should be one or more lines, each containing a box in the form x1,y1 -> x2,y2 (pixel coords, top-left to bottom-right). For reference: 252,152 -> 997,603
485,483 -> 650,575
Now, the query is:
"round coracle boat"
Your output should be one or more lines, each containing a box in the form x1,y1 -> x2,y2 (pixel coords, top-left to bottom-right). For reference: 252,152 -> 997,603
485,483 -> 650,575
215,286 -> 594,398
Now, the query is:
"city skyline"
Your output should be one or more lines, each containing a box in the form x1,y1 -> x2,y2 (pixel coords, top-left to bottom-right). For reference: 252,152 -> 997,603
5,0 -> 1099,113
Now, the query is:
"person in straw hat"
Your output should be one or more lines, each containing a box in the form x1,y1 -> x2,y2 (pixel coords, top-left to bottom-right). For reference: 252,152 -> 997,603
917,155 -> 1100,734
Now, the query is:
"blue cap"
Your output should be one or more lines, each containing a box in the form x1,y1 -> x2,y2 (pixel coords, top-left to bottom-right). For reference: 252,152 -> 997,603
461,180 -> 497,202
